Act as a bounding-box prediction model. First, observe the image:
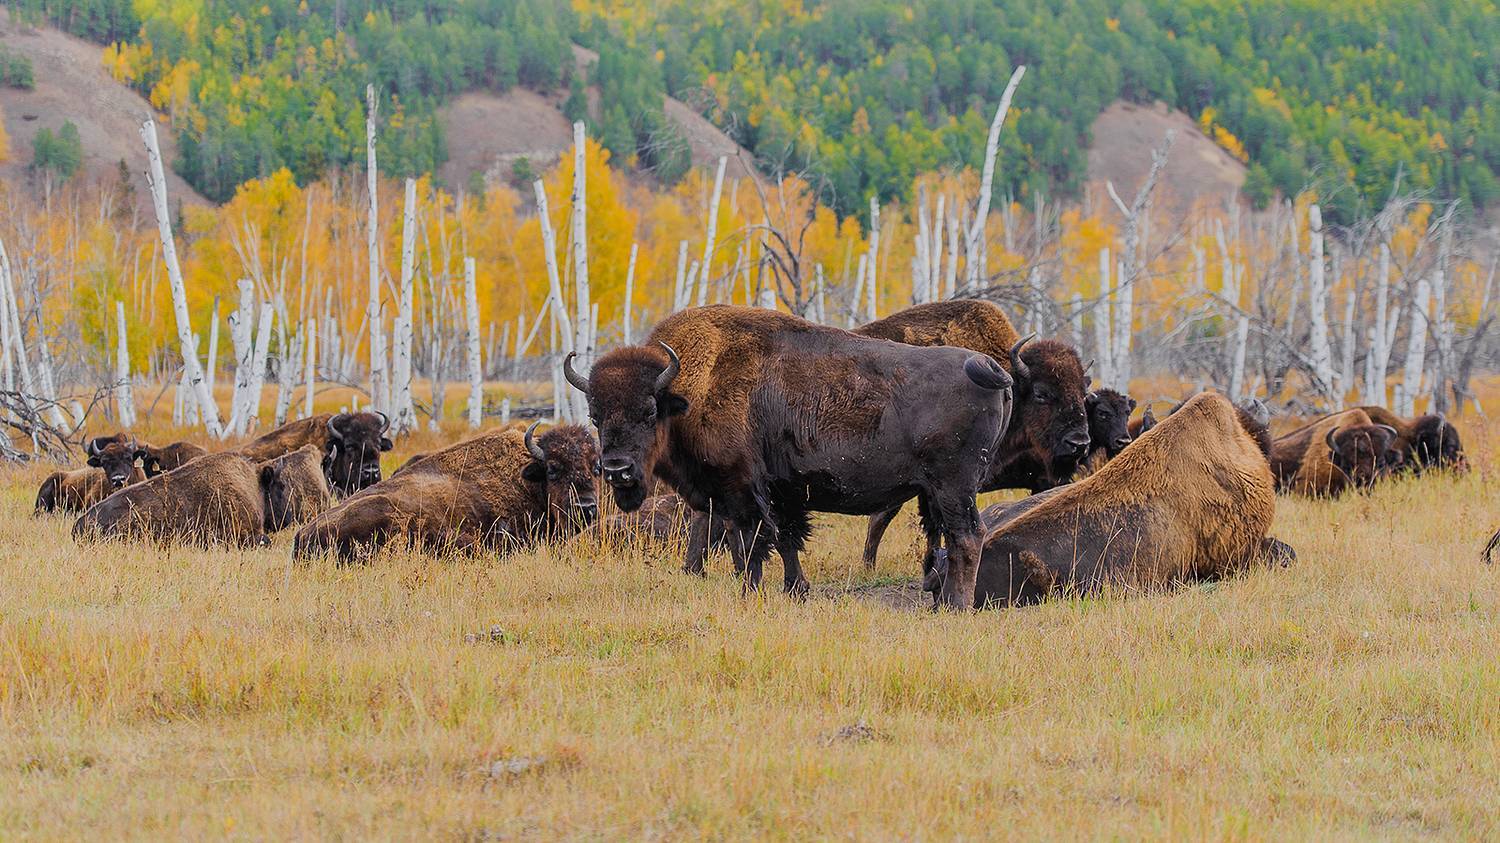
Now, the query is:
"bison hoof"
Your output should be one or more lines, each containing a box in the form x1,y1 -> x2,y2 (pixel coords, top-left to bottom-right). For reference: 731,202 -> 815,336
785,576 -> 810,600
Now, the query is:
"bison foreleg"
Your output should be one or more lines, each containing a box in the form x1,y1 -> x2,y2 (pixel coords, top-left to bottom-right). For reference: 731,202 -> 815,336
931,493 -> 983,611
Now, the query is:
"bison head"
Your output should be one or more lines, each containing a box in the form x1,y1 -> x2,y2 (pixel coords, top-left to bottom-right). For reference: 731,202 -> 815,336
1085,389 -> 1135,458
1009,336 -> 1091,484
1326,424 -> 1401,489
323,412 -> 393,495
1409,414 -> 1465,472
260,445 -> 334,532
565,342 -> 685,513
520,421 -> 601,528
85,433 -> 144,488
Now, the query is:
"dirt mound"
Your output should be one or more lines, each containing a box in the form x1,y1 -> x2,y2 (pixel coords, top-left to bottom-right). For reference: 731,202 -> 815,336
0,10 -> 207,207
1086,100 -> 1245,219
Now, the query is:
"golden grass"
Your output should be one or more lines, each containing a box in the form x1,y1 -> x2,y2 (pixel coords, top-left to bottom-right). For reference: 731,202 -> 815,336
2,385 -> 1498,839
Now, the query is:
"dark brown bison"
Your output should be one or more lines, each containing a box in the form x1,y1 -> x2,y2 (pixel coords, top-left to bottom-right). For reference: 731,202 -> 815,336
1269,409 -> 1401,496
853,301 -> 1089,569
238,411 -> 393,495
34,433 -> 147,514
1354,406 -> 1466,473
72,445 -> 332,547
291,423 -> 599,563
941,391 -> 1293,607
567,305 -> 1013,608
139,441 -> 209,476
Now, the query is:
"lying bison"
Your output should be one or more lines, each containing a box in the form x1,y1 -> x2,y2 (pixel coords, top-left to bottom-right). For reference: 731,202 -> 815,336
853,301 -> 1088,569
35,433 -> 147,514
239,411 -> 393,495
567,304 -> 1013,608
1073,388 -> 1137,476
292,422 -> 599,563
1354,406 -> 1466,473
1269,409 -> 1400,496
936,391 -> 1294,607
73,445 -> 332,547
140,440 -> 209,476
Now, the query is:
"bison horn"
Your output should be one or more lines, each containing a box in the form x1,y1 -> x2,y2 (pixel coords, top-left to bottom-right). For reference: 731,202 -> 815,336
326,415 -> 346,441
1009,334 -> 1034,382
524,421 -> 546,461
655,341 -> 681,394
376,411 -> 391,434
562,352 -> 591,395
1376,424 -> 1399,439
1325,426 -> 1340,451
1082,358 -> 1095,376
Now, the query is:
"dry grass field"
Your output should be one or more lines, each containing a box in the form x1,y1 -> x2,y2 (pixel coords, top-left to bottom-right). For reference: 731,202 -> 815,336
1,380 -> 1497,839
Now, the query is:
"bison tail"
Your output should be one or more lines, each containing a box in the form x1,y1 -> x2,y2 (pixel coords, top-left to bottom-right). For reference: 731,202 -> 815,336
963,354 -> 1013,391
34,474 -> 61,514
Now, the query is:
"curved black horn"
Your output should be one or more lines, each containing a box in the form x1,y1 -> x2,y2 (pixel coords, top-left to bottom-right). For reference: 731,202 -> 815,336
376,411 -> 390,434
326,414 -> 346,440
1325,426 -> 1340,451
1008,334 -> 1034,382
655,342 -> 680,394
524,421 -> 546,461
562,352 -> 590,395
85,437 -> 102,457
1376,424 -> 1399,439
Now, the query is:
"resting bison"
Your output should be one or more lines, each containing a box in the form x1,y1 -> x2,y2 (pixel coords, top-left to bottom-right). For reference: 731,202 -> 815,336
1354,406 -> 1466,473
1074,388 -> 1137,476
140,441 -> 209,476
72,445 -> 332,547
941,391 -> 1294,607
567,305 -> 1013,607
1269,409 -> 1400,496
34,434 -> 147,514
854,301 -> 1089,569
239,411 -> 393,495
292,423 -> 599,563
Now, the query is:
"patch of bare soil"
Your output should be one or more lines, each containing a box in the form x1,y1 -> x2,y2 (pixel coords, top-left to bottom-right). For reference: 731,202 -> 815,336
1085,99 -> 1245,220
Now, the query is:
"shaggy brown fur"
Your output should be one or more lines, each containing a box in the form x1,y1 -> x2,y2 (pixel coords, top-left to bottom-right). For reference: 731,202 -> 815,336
1354,405 -> 1467,472
1270,409 -> 1393,496
291,425 -> 599,563
72,446 -> 330,547
139,441 -> 209,476
951,391 -> 1292,608
34,433 -> 146,514
237,412 -> 393,495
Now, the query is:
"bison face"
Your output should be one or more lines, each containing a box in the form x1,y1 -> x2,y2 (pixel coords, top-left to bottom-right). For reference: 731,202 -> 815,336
565,342 -> 686,513
1328,424 -> 1400,488
1085,389 -> 1136,458
1410,414 -> 1465,472
85,434 -> 143,488
520,422 -> 602,529
323,412 -> 393,495
1011,338 -> 1091,480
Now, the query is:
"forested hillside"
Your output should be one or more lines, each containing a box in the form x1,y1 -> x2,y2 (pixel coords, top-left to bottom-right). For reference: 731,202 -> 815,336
6,0 -> 1497,222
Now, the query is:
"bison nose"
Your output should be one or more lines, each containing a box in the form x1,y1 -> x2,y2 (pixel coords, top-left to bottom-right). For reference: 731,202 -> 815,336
1060,432 -> 1090,456
1113,436 -> 1133,451
601,458 -> 636,486
577,498 -> 599,522
109,473 -> 129,486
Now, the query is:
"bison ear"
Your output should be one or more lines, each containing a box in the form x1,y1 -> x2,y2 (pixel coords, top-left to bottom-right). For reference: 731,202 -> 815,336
86,454 -> 102,468
1128,398 -> 1137,411
259,464 -> 278,489
521,461 -> 547,483
659,392 -> 689,418
379,437 -> 394,452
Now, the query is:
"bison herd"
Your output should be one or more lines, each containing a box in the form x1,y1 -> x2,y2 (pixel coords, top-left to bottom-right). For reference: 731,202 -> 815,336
34,301 -> 1472,610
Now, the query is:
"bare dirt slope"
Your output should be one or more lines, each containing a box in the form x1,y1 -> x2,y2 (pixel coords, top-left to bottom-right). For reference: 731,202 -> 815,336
1086,100 -> 1245,220
0,10 -> 207,207
437,44 -> 755,189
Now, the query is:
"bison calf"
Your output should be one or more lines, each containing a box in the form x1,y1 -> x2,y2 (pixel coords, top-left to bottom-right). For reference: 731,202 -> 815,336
72,445 -> 332,547
944,391 -> 1293,608
35,434 -> 147,514
292,423 -> 599,563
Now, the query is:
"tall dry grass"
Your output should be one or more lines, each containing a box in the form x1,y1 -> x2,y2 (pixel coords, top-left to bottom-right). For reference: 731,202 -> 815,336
1,384 -> 1497,839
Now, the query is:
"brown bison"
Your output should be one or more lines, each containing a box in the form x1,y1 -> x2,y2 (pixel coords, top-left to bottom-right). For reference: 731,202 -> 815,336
1269,409 -> 1401,496
567,305 -> 1013,608
1354,406 -> 1466,473
140,440 -> 209,476
940,391 -> 1294,607
72,445 -> 332,547
238,411 -> 393,495
291,423 -> 599,563
853,300 -> 1089,569
34,433 -> 147,514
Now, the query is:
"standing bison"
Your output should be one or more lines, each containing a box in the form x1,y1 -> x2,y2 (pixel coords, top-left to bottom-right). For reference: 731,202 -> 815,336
291,422 -> 599,563
35,433 -> 147,514
567,305 -> 1013,608
239,412 -> 393,495
945,391 -> 1294,607
72,445 -> 332,547
853,300 -> 1090,569
1269,409 -> 1400,496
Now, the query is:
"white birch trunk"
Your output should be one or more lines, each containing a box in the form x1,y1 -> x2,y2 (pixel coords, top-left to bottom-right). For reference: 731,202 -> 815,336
701,156 -> 727,304
1229,313 -> 1250,401
672,241 -> 690,312
464,257 -> 483,429
303,316 -> 317,418
1306,204 -> 1336,402
365,84 -> 388,415
849,253 -> 868,327
944,205 -> 960,299
1395,278 -> 1431,416
966,65 -> 1027,292
244,303 -> 275,432
534,179 -> 575,422
390,177 -> 418,433
115,301 -> 135,427
623,242 -> 638,344
140,118 -> 221,436
228,279 -> 255,434
866,197 -> 880,320
1094,248 -> 1114,388
1112,258 -> 1133,390
205,297 -> 220,399
915,190 -> 932,304
931,193 -> 946,298
570,122 -> 592,421
274,323 -> 301,427
1364,243 -> 1393,405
